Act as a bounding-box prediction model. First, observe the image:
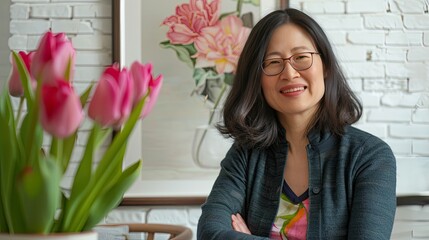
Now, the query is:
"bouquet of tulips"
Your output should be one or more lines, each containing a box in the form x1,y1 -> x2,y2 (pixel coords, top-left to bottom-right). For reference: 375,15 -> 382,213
0,31 -> 163,233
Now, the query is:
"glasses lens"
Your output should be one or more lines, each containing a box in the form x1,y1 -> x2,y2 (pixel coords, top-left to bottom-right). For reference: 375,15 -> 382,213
262,53 -> 315,76
291,52 -> 313,71
262,58 -> 284,76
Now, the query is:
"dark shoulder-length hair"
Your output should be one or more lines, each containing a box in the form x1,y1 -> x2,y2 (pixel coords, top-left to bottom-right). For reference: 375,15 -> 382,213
217,8 -> 362,149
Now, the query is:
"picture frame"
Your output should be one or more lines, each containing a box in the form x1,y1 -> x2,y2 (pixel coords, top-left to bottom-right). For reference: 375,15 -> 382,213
113,0 -> 289,206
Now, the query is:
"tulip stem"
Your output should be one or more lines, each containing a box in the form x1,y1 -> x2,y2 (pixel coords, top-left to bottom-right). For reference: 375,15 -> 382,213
208,83 -> 226,125
194,83 -> 227,167
236,0 -> 244,16
16,96 -> 24,124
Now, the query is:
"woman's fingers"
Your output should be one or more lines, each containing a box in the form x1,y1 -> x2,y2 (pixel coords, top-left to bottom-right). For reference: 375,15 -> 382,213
231,213 -> 251,234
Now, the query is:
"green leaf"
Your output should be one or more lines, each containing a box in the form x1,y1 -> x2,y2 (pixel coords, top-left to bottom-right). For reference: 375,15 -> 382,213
61,141 -> 125,232
159,41 -> 196,68
49,138 -> 63,167
247,0 -> 260,6
82,160 -> 142,231
64,55 -> 73,82
61,94 -> 147,232
16,63 -> 43,167
193,68 -> 208,88
193,68 -> 219,88
16,155 -> 61,233
66,125 -> 98,207
51,192 -> 68,232
19,113 -> 44,166
233,0 -> 259,6
224,73 -> 235,86
0,90 -> 25,233
60,134 -> 77,173
0,188 -> 7,232
220,11 -> 238,19
79,84 -> 93,107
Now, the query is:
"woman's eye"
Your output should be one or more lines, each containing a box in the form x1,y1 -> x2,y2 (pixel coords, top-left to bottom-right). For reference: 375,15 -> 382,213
294,54 -> 309,61
266,59 -> 282,65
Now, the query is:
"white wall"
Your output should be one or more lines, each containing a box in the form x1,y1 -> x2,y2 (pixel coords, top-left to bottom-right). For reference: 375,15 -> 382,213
0,1 -> 11,92
289,0 -> 429,195
8,0 -> 113,185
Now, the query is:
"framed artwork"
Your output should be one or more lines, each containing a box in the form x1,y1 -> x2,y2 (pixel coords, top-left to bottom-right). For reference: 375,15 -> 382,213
113,0 -> 289,205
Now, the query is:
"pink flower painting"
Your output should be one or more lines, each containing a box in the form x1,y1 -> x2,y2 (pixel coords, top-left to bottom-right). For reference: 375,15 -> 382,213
160,0 -> 254,105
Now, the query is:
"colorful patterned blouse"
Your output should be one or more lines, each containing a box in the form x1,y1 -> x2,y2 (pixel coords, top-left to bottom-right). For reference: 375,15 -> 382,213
270,181 -> 310,240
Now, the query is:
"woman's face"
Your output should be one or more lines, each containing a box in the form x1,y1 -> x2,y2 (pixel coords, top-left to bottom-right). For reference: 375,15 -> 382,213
261,23 -> 325,123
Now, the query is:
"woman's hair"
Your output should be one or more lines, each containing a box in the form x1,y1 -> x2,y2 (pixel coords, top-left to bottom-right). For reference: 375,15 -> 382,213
217,8 -> 362,149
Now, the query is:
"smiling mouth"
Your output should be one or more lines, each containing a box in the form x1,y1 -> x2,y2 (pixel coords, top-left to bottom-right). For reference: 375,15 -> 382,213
280,86 -> 307,94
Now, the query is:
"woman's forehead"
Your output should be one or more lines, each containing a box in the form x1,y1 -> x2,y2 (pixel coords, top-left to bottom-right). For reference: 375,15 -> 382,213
265,23 -> 317,55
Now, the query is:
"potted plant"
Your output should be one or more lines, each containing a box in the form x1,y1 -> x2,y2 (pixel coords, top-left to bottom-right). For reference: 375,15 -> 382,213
0,31 -> 163,239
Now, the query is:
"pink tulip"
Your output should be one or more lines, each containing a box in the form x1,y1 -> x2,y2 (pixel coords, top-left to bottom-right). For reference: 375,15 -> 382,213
8,51 -> 36,97
31,31 -> 75,84
162,0 -> 220,44
40,79 -> 83,138
88,64 -> 133,128
130,61 -> 163,118
193,15 -> 251,74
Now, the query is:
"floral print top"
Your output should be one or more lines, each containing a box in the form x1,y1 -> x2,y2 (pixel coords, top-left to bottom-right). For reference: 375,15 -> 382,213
270,181 -> 310,240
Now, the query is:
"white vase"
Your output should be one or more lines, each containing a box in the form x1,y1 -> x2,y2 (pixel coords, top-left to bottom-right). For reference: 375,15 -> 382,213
0,231 -> 97,240
192,108 -> 233,168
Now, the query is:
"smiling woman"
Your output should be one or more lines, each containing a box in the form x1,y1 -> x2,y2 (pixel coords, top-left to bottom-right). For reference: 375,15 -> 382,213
112,0 -> 288,205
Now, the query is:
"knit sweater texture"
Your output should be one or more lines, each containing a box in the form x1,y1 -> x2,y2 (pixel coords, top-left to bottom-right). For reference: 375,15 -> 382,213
197,126 -> 397,239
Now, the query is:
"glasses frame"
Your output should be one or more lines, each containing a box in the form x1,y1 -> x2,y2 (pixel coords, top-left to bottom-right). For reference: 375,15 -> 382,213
261,52 -> 320,76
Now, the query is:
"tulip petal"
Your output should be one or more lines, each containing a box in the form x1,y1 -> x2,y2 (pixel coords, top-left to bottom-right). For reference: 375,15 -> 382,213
88,64 -> 133,128
40,80 -> 83,138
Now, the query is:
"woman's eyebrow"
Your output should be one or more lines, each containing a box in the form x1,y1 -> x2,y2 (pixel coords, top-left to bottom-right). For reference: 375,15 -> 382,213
264,46 -> 313,58
265,46 -> 314,57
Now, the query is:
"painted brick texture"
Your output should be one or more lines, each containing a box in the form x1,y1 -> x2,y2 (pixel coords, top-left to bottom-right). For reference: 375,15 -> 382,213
292,0 -> 429,161
9,0 -> 113,184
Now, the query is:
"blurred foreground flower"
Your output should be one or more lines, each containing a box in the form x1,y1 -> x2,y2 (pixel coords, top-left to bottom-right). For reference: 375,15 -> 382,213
0,31 -> 163,234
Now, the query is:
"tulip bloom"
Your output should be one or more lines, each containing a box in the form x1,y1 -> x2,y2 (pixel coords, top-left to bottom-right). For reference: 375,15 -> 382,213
130,61 -> 163,118
8,51 -> 35,97
40,79 -> 83,138
162,0 -> 220,44
193,15 -> 251,74
31,31 -> 75,84
88,64 -> 133,128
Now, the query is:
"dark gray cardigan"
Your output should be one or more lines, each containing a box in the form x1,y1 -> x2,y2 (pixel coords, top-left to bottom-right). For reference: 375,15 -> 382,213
197,126 -> 396,239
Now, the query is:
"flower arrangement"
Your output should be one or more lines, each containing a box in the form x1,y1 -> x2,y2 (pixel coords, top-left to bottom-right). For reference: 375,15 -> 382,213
160,0 -> 254,109
0,31 -> 163,233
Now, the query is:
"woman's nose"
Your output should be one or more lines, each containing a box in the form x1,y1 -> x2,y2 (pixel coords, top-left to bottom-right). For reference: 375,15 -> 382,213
280,61 -> 300,80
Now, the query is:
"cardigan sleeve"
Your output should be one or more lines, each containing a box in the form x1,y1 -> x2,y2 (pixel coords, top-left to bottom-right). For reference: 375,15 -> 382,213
197,143 -> 270,240
347,136 -> 397,240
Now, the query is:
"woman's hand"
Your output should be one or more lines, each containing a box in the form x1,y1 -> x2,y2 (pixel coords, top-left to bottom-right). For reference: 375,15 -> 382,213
231,213 -> 251,234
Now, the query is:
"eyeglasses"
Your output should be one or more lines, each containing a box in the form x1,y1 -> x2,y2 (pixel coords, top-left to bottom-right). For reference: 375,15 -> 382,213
261,52 -> 320,76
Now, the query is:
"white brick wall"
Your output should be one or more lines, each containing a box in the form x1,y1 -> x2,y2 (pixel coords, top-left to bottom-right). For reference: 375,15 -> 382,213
292,0 -> 429,163
8,0 -> 113,205
6,1 -> 429,238
0,2 -> 10,93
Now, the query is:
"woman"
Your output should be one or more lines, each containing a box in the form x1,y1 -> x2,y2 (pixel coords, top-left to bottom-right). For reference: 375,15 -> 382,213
197,8 -> 396,240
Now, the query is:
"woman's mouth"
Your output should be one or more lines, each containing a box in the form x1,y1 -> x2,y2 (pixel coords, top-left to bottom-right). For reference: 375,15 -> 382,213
280,86 -> 307,94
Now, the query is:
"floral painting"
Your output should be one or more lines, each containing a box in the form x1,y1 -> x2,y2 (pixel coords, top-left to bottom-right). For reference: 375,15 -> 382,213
160,0 -> 254,109
122,0 -> 277,198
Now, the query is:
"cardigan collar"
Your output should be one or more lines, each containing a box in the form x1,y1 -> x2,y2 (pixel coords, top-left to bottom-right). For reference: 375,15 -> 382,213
277,124 -> 335,148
